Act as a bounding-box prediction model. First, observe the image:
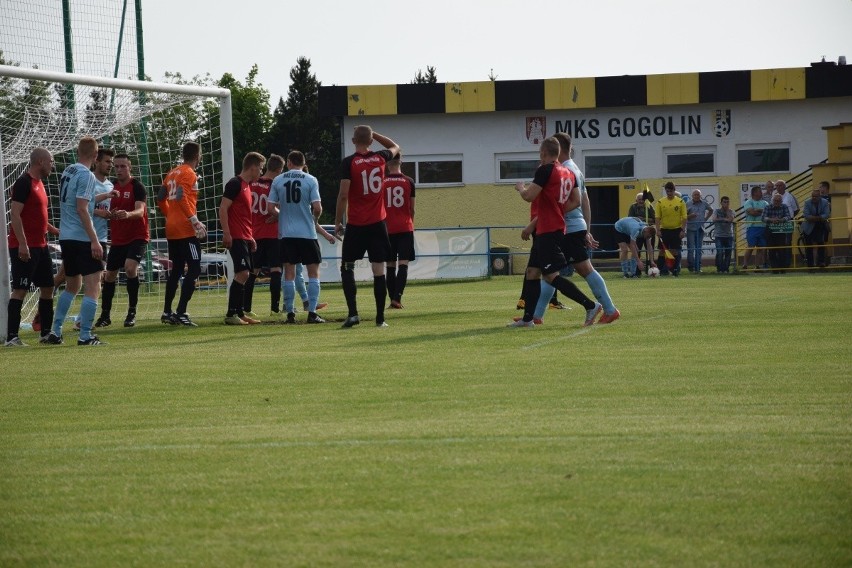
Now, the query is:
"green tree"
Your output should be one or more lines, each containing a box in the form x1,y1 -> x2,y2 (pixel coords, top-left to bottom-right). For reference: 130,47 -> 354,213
412,66 -> 437,84
217,64 -> 272,173
266,56 -> 340,220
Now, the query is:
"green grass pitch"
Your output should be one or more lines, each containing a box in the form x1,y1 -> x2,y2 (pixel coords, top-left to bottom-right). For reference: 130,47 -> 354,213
2,272 -> 850,566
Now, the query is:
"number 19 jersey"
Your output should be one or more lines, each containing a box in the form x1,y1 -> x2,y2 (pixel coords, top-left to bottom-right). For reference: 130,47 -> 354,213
340,149 -> 394,226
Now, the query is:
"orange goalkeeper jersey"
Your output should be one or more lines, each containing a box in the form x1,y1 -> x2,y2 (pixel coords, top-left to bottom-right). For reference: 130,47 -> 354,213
161,164 -> 199,239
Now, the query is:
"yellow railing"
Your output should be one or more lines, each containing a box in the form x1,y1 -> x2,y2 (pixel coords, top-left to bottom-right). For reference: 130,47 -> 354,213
734,216 -> 850,272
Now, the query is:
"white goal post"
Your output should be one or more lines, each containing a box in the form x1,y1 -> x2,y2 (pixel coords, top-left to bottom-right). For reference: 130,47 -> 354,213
1,64 -> 235,334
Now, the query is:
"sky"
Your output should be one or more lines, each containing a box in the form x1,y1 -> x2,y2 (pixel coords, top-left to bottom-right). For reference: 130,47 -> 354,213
139,0 -> 852,108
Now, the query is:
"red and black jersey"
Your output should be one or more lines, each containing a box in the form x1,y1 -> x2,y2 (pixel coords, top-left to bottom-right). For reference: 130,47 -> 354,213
8,173 -> 49,249
222,176 -> 253,240
383,173 -> 415,234
109,178 -> 149,245
531,161 -> 574,234
250,176 -> 277,240
340,149 -> 394,225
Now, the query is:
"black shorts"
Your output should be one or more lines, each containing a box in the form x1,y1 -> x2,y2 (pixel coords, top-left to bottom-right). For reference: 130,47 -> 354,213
253,238 -> 281,269
388,231 -> 416,262
168,237 -> 202,273
106,240 -> 147,271
528,230 -> 568,274
342,221 -> 390,264
281,238 -> 322,266
614,230 -> 632,245
228,239 -> 253,273
60,240 -> 104,277
561,230 -> 589,264
660,228 -> 682,251
10,246 -> 54,289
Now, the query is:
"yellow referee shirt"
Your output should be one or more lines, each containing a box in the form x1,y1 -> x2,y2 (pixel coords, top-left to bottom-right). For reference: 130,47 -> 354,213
657,197 -> 687,230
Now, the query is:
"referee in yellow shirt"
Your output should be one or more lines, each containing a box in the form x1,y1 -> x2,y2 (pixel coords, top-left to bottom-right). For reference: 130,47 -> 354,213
654,181 -> 687,276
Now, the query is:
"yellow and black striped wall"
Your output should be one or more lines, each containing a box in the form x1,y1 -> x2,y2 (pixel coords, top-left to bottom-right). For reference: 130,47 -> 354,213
319,66 -> 852,117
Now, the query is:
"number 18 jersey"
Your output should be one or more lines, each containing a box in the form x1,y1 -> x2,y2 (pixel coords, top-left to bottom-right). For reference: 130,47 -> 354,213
340,150 -> 394,226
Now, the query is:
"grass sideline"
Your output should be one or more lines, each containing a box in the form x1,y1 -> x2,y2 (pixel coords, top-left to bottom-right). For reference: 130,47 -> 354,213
2,273 -> 850,566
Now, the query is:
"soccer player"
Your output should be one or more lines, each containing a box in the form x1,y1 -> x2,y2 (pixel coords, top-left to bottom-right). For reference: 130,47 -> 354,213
47,136 -> 108,345
509,137 -> 600,328
614,217 -> 657,277
383,154 -> 415,309
91,148 -> 116,270
269,150 -> 332,324
244,153 -> 285,320
523,133 -> 620,325
96,153 -> 149,328
220,152 -> 265,325
335,125 -> 400,328
5,148 -> 58,347
158,141 -> 206,327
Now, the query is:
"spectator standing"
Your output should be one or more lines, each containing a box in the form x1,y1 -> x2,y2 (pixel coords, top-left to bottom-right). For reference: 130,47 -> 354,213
800,189 -> 831,269
742,186 -> 768,270
762,193 -> 792,272
686,189 -> 712,273
711,196 -> 734,273
773,180 -> 798,269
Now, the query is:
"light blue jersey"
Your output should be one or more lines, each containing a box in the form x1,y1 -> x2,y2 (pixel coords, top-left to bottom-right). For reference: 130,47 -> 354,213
563,158 -> 587,232
269,169 -> 321,239
58,163 -> 97,242
614,216 -> 646,241
93,177 -> 113,242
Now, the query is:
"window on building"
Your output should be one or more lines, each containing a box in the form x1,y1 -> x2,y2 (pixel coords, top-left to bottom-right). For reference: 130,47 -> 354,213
399,156 -> 463,186
665,150 -> 715,175
737,147 -> 790,173
496,154 -> 539,182
584,153 -> 635,179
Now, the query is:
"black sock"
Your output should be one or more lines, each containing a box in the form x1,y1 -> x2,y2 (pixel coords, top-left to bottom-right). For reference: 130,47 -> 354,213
374,275 -> 387,323
38,298 -> 54,337
227,281 -> 245,317
6,298 -> 23,340
551,276 -> 595,310
244,273 -> 257,312
101,281 -> 116,318
341,267 -> 357,317
126,277 -> 139,313
396,265 -> 408,301
522,278 -> 540,321
385,267 -> 397,301
176,279 -> 196,314
269,271 -> 282,312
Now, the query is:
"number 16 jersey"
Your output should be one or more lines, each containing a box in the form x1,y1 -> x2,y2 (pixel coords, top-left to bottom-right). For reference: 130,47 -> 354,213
340,150 -> 394,226
269,168 -> 321,239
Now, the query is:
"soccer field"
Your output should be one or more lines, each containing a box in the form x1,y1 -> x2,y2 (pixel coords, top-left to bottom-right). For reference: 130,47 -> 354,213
2,273 -> 850,566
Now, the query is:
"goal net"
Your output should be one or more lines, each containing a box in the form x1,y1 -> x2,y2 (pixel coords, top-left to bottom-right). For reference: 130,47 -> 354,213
1,64 -> 235,332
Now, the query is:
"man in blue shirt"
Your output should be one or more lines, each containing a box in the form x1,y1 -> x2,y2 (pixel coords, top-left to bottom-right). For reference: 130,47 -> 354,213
614,217 -> 657,277
269,151 -> 332,324
48,137 -> 113,346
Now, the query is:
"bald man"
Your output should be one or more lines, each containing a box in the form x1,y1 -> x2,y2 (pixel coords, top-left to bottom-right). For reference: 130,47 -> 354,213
6,147 -> 58,346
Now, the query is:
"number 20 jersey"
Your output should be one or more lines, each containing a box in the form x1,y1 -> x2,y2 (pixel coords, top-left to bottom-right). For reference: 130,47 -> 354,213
340,149 -> 394,226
